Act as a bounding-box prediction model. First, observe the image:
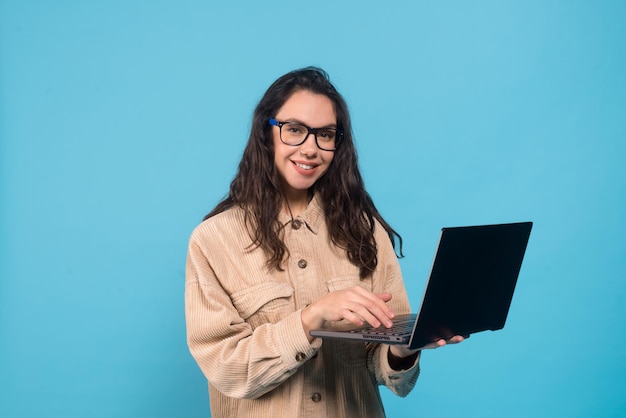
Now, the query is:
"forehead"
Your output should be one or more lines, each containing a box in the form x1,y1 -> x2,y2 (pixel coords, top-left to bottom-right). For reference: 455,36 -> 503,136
275,90 -> 336,126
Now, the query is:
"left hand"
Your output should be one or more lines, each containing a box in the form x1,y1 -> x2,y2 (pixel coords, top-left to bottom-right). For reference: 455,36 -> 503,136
389,335 -> 465,359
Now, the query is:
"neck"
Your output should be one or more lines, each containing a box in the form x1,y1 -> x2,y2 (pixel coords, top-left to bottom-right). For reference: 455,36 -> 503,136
283,189 -> 310,218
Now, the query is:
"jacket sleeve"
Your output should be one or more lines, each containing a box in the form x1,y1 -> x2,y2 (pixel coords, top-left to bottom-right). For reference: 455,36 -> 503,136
366,223 -> 421,397
185,228 -> 322,400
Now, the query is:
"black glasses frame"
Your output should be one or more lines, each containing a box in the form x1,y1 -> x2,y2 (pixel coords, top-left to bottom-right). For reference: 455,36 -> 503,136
269,118 -> 343,151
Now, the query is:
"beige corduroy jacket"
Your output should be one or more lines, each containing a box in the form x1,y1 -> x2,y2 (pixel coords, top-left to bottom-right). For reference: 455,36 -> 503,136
185,195 -> 420,418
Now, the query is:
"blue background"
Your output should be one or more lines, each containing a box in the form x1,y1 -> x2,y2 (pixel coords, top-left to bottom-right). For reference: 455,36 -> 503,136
1,1 -> 624,417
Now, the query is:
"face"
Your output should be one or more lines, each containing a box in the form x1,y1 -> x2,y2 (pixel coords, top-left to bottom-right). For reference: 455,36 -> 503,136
271,90 -> 336,197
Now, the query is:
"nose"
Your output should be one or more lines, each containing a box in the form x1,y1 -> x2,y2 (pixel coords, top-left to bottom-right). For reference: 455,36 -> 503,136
300,132 -> 318,156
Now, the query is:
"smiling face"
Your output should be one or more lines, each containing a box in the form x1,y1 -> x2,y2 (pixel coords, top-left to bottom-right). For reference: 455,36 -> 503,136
272,90 -> 337,202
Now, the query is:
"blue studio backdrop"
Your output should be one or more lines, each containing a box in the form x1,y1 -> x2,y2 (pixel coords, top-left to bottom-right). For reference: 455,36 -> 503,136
1,1 -> 624,417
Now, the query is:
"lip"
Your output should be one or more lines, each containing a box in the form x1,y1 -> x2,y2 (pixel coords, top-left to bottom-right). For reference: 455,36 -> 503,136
291,160 -> 319,175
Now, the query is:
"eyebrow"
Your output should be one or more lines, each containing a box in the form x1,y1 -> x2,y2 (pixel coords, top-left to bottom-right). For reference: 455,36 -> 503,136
281,118 -> 338,129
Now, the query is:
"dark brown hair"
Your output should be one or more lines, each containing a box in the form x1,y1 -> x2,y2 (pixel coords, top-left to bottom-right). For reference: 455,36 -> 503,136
205,67 -> 402,278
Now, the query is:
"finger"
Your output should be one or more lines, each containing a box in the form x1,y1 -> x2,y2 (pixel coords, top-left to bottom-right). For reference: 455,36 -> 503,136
374,293 -> 395,318
423,335 -> 465,350
349,288 -> 395,322
344,303 -> 386,328
375,292 -> 393,302
354,299 -> 394,328
446,335 -> 465,344
340,309 -> 365,327
423,339 -> 447,350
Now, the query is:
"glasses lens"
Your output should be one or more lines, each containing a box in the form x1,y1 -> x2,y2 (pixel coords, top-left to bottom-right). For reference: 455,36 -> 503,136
280,122 -> 307,145
316,129 -> 337,150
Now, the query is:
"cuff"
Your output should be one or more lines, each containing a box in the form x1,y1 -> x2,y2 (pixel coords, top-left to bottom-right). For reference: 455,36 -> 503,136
274,310 -> 322,370
375,344 -> 421,397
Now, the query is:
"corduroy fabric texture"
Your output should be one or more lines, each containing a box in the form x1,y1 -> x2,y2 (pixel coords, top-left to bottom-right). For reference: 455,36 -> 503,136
185,194 -> 420,418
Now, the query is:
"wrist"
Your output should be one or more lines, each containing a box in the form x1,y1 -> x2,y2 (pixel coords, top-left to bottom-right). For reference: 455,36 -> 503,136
388,346 -> 420,371
301,304 -> 324,342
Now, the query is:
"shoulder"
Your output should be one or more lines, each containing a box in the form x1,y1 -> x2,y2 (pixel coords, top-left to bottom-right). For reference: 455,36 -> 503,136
189,206 -> 250,245
372,218 -> 392,243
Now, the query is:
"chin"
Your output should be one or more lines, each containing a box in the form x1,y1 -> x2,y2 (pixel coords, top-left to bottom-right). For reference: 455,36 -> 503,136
286,179 -> 318,192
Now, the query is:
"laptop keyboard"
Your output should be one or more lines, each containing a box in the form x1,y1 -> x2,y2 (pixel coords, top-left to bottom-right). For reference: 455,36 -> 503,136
349,320 -> 414,336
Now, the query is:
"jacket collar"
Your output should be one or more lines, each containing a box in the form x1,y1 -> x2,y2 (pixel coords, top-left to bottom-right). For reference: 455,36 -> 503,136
277,192 -> 323,235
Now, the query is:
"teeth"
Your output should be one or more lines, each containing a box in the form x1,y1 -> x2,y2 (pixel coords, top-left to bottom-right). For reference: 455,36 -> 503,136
295,162 -> 314,170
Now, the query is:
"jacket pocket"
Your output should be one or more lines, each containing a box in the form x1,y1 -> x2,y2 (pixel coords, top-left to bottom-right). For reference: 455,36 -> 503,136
325,275 -> 373,293
230,282 -> 294,326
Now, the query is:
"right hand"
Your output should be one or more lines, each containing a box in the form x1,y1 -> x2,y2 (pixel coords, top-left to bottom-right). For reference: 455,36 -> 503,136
301,286 -> 395,342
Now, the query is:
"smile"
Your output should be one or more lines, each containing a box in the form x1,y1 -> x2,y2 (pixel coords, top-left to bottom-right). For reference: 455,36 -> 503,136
294,162 -> 316,170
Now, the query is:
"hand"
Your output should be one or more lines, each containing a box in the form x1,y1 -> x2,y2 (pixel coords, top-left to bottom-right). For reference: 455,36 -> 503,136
421,335 -> 465,350
302,286 -> 395,342
388,335 -> 465,364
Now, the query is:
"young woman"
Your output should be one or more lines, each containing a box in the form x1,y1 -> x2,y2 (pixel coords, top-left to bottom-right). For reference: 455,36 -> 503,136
185,67 -> 462,418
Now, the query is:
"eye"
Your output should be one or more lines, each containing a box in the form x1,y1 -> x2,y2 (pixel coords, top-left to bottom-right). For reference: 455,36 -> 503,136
285,123 -> 306,135
318,129 -> 336,141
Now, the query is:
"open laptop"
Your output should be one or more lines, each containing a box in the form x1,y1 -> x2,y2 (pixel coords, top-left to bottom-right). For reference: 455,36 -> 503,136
310,221 -> 532,350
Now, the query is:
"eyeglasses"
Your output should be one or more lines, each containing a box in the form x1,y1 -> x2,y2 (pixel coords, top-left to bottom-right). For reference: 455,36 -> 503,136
269,118 -> 343,151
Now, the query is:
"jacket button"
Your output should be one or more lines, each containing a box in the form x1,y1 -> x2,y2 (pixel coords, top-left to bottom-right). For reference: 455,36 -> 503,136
311,393 -> 322,402
297,259 -> 307,269
295,352 -> 306,362
292,220 -> 302,230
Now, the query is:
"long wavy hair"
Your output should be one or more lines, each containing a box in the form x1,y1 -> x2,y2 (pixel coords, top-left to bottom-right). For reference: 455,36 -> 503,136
205,67 -> 403,278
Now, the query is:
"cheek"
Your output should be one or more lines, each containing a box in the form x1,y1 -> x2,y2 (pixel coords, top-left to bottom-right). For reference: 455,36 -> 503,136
271,134 -> 284,161
314,154 -> 333,178
322,151 -> 335,166
273,142 -> 290,165
271,130 -> 280,147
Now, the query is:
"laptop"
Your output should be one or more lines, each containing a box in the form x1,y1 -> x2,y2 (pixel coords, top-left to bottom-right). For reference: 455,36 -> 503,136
310,221 -> 532,350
